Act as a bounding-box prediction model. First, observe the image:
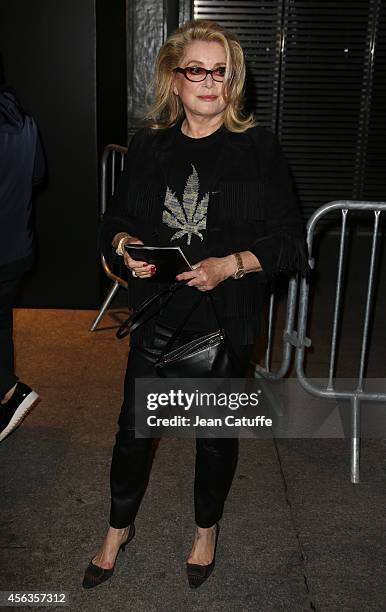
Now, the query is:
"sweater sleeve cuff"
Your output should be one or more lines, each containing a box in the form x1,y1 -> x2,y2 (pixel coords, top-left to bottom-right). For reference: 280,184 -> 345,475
249,239 -> 276,281
250,233 -> 309,282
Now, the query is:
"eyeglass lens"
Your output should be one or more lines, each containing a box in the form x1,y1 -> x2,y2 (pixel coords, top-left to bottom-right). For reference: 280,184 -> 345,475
184,67 -> 226,81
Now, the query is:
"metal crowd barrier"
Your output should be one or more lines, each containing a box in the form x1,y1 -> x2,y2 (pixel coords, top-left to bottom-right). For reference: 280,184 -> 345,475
255,200 -> 386,483
89,144 -> 128,332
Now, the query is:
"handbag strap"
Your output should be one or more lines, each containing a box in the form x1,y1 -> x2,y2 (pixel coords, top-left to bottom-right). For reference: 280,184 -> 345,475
116,281 -> 183,339
158,291 -> 224,359
117,280 -> 225,345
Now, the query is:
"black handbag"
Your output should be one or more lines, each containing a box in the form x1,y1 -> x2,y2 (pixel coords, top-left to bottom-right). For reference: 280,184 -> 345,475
116,283 -> 239,378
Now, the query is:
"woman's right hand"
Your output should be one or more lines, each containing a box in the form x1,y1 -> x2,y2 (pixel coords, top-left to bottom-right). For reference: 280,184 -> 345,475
123,247 -> 156,279
112,233 -> 156,279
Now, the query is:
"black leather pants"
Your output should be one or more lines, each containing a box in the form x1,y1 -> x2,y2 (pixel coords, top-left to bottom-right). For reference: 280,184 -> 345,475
109,322 -> 252,529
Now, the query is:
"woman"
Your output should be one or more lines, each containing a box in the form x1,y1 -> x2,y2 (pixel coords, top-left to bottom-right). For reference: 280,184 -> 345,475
83,19 -> 306,589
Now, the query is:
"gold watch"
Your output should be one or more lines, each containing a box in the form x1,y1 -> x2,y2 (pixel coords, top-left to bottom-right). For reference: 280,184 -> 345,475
233,252 -> 245,279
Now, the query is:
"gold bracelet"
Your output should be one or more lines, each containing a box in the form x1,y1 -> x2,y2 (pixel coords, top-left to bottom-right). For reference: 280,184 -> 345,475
116,236 -> 130,256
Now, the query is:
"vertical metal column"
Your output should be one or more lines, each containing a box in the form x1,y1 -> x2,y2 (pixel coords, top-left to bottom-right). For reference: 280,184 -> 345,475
327,209 -> 348,391
351,395 -> 361,484
89,145 -> 128,332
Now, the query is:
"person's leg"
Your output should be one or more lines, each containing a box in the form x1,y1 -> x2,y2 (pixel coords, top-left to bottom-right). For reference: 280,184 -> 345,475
0,274 -> 22,399
194,437 -> 239,529
0,368 -> 17,402
109,345 -> 157,529
89,339 -> 160,572
188,344 -> 253,565
0,270 -> 40,443
187,437 -> 238,566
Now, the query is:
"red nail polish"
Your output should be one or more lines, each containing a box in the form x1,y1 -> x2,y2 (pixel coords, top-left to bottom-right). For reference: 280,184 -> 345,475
143,263 -> 147,267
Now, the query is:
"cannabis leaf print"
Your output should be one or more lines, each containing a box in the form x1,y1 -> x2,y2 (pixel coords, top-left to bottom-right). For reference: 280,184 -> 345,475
162,164 -> 209,245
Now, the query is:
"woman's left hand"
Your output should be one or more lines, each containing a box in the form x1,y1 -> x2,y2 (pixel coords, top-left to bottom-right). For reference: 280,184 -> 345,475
176,256 -> 235,291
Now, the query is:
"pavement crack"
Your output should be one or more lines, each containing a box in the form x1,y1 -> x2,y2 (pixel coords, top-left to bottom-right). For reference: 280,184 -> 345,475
273,439 -> 317,612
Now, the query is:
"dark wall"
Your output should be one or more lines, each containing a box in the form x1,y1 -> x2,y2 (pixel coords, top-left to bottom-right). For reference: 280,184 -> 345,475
96,0 -> 127,154
0,0 -> 123,308
126,0 -> 182,136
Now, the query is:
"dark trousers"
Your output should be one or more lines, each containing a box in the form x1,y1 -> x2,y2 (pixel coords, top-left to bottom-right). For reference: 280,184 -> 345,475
110,325 -> 252,529
0,269 -> 23,399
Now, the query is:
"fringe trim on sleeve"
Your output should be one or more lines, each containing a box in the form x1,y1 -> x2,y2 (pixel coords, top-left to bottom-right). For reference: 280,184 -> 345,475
275,233 -> 310,278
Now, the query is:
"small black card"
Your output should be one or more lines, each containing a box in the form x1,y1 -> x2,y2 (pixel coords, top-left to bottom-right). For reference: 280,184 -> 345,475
125,245 -> 192,283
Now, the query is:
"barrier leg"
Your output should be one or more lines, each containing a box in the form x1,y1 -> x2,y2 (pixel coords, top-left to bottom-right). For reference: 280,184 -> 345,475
253,371 -> 284,417
89,281 -> 120,331
350,395 -> 360,484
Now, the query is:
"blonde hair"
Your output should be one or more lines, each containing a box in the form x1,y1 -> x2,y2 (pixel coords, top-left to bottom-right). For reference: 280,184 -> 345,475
144,19 -> 255,132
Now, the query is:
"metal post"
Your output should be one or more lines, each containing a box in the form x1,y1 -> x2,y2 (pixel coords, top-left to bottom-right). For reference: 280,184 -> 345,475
89,281 -> 120,332
111,150 -> 116,196
357,211 -> 381,391
350,395 -> 361,484
90,144 -> 129,331
265,292 -> 275,371
327,209 -> 348,390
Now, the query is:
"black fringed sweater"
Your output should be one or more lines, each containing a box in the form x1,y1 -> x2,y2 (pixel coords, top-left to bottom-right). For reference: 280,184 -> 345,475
100,122 -> 308,346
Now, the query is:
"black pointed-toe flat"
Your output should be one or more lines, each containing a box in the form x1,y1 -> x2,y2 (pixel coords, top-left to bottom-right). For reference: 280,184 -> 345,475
82,524 -> 135,589
186,523 -> 219,589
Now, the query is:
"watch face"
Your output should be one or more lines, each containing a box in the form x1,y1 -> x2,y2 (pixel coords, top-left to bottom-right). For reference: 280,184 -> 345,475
234,269 -> 245,279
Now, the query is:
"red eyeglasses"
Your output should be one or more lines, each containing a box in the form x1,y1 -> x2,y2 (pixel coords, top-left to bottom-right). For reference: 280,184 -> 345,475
173,66 -> 226,82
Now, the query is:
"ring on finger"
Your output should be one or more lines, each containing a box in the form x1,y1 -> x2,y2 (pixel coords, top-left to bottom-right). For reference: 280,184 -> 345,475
132,270 -> 137,277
